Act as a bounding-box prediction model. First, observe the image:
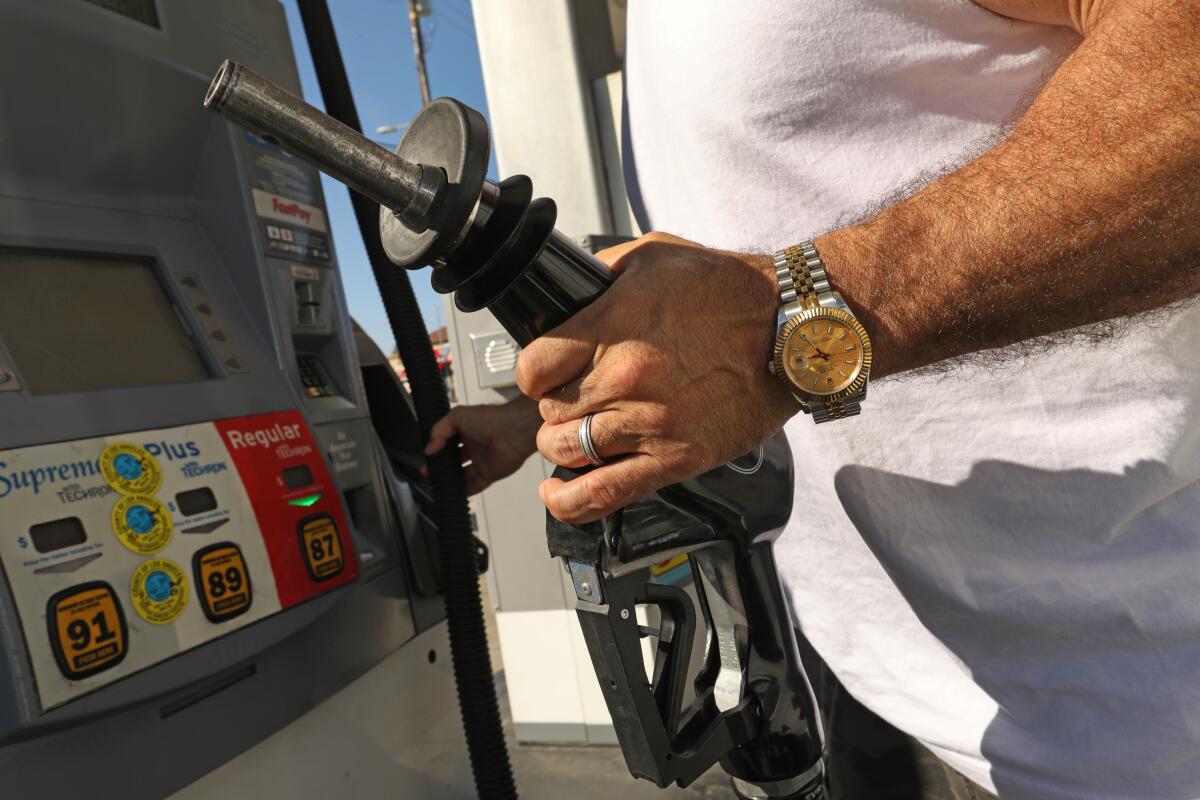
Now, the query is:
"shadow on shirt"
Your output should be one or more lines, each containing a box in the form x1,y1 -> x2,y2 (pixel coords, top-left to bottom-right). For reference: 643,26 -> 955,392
833,459 -> 1200,800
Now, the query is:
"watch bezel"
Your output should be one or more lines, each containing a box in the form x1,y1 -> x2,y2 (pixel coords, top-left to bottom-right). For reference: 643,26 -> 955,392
773,305 -> 872,401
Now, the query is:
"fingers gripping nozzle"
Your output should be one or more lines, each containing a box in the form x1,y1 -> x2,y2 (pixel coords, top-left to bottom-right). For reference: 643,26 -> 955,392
204,60 -> 612,347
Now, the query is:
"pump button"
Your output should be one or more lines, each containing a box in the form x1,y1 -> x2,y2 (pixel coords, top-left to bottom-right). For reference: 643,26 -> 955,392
298,514 -> 344,581
193,543 -> 252,623
47,582 -> 128,680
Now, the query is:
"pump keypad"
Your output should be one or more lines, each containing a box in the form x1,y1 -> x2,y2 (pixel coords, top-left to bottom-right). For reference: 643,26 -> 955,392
297,355 -> 336,398
47,582 -> 128,680
298,515 -> 344,581
193,543 -> 253,623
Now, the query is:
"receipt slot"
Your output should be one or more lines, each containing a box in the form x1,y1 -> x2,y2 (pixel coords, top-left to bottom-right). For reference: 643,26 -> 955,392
0,1 -> 467,797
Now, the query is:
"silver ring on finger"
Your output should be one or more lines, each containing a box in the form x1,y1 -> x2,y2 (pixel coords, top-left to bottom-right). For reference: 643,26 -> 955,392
578,413 -> 605,467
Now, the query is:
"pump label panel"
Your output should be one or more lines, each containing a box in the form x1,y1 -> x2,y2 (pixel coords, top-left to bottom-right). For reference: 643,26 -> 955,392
242,133 -> 332,264
0,410 -> 356,710
213,412 -> 357,607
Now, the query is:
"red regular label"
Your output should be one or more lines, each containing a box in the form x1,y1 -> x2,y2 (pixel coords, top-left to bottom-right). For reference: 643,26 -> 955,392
215,411 -> 357,607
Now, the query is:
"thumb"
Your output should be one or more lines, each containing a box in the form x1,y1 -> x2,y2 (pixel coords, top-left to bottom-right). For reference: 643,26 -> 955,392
594,238 -> 643,272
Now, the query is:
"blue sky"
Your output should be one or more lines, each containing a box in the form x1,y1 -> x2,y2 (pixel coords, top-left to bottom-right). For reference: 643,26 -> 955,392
280,0 -> 497,354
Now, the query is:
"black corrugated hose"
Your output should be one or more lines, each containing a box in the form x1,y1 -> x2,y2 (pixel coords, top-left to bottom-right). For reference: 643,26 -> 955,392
294,3 -> 517,797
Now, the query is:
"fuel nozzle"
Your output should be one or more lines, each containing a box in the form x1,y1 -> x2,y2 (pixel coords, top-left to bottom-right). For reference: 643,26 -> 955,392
548,435 -> 827,799
204,60 -> 612,346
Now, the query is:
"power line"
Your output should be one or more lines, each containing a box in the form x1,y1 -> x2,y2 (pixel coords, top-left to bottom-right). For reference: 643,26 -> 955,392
436,0 -> 475,35
435,12 -> 471,40
439,0 -> 475,27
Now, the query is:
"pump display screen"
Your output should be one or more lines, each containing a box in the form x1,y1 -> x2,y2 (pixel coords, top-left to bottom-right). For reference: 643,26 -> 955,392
29,518 -> 88,554
0,249 -> 210,394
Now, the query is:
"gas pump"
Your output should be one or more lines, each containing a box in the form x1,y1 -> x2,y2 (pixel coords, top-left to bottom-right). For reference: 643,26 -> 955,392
0,1 -> 475,797
205,53 -> 829,799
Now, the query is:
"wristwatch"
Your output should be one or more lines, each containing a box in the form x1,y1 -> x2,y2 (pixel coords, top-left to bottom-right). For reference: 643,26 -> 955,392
769,240 -> 872,423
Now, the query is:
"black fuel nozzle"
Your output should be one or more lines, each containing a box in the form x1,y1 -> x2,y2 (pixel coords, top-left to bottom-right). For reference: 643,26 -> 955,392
204,60 -> 612,347
548,434 -> 827,798
203,62 -> 824,799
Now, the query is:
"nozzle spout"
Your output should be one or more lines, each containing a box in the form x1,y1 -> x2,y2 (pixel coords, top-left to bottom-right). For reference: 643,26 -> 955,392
203,59 -> 444,232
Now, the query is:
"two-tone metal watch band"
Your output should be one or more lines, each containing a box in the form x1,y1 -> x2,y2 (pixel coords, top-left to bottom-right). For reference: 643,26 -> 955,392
776,240 -> 834,310
774,240 -> 864,422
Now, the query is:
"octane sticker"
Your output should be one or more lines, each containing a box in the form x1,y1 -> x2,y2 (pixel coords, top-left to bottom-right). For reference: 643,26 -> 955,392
100,442 -> 162,496
298,515 -> 344,581
130,558 -> 189,624
111,494 -> 173,555
47,582 -> 128,680
193,543 -> 253,623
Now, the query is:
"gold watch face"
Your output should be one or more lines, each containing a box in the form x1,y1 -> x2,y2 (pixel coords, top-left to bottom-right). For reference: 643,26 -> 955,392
775,308 -> 872,398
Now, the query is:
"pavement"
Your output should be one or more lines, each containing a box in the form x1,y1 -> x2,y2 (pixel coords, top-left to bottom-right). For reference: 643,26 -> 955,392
496,669 -> 732,799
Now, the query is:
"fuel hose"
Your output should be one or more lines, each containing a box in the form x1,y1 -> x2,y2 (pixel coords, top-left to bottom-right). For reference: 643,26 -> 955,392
293,3 -> 517,797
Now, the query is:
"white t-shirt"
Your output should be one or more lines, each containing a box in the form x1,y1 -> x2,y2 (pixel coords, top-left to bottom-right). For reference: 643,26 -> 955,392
624,2 -> 1200,798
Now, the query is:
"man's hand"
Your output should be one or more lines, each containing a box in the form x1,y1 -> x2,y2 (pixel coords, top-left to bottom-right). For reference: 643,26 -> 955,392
425,395 -> 541,495
516,233 -> 800,524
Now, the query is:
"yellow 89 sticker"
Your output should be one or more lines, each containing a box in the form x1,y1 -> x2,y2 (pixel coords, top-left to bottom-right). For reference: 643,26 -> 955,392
111,495 -> 173,555
100,442 -> 162,496
130,558 -> 189,625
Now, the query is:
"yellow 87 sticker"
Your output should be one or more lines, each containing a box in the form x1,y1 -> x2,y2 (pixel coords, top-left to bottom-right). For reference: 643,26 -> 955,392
298,515 -> 344,581
130,559 -> 189,625
112,495 -> 173,555
100,442 -> 162,496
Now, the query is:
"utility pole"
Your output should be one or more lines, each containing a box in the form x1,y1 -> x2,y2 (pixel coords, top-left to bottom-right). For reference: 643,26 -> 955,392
407,0 -> 431,107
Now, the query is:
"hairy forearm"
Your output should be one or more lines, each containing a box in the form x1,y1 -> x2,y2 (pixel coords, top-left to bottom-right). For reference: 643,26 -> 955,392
817,0 -> 1200,378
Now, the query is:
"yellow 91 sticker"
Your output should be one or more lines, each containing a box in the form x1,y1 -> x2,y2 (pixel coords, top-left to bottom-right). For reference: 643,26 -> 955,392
100,442 -> 162,496
130,558 -> 189,625
112,494 -> 173,555
47,582 -> 128,680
